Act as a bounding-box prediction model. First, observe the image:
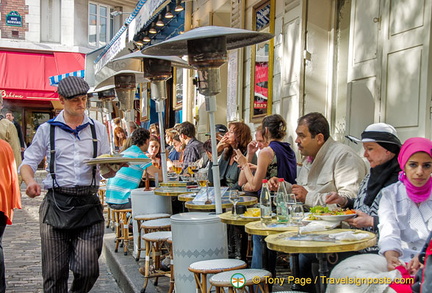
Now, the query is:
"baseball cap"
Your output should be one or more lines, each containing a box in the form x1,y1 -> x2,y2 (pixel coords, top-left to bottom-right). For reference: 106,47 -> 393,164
205,124 -> 228,136
346,123 -> 401,146
57,76 -> 90,99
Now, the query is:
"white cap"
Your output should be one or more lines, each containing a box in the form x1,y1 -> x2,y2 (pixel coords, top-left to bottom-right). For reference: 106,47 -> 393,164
346,123 -> 401,145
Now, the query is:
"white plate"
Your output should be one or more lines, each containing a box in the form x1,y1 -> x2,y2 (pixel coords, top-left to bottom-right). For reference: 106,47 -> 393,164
315,214 -> 356,221
85,157 -> 151,165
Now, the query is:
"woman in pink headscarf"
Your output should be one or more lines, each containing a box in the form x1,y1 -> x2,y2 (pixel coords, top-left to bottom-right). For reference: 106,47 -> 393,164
327,138 -> 432,293
378,137 -> 432,274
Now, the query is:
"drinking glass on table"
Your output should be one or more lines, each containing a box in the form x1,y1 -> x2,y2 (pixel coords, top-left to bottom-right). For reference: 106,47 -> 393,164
291,203 -> 304,237
229,190 -> 240,218
284,193 -> 297,225
172,160 -> 183,181
187,162 -> 199,181
196,171 -> 211,204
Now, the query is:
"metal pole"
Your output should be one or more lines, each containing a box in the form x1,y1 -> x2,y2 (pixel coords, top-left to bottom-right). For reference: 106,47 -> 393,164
206,95 -> 222,214
156,100 -> 168,182
151,81 -> 168,182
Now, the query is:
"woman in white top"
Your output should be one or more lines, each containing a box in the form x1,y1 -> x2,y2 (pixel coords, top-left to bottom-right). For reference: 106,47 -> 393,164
328,137 -> 432,293
378,137 -> 432,273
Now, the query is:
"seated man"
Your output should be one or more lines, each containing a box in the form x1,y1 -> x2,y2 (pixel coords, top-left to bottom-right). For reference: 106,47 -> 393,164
292,112 -> 367,292
293,112 -> 367,208
178,121 -> 204,167
105,128 -> 161,209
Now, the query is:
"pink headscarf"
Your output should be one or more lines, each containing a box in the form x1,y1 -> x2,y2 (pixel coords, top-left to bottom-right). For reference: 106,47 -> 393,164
398,137 -> 432,203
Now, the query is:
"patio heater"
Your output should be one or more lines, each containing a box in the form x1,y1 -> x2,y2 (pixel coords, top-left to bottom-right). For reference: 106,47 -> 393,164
142,26 -> 273,214
112,52 -> 190,182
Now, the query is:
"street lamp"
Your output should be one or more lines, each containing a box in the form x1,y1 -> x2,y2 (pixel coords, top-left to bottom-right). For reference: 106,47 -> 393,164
142,26 -> 273,214
112,52 -> 191,182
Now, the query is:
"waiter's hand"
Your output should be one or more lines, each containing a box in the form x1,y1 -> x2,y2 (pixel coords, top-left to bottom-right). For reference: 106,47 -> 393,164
26,181 -> 41,198
292,184 -> 308,203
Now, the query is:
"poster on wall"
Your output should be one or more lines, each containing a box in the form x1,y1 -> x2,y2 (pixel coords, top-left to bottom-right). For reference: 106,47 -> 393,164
250,0 -> 274,122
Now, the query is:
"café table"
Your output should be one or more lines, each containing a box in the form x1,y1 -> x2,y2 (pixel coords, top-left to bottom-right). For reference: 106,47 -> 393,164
160,181 -> 188,187
178,193 -> 196,202
185,196 -> 257,211
218,211 -> 259,226
153,186 -> 193,197
265,228 -> 377,293
245,220 -> 297,236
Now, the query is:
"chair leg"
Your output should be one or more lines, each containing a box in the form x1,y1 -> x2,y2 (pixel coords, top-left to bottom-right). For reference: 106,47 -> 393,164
136,220 -> 142,261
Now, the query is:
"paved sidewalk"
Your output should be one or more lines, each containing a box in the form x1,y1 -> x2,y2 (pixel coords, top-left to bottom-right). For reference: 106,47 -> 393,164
3,170 -> 166,293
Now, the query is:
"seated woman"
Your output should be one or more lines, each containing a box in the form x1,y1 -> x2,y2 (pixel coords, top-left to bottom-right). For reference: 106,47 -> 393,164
326,123 -> 401,240
328,137 -> 432,293
209,122 -> 255,191
105,129 -> 159,210
142,136 -> 164,186
235,114 -> 297,276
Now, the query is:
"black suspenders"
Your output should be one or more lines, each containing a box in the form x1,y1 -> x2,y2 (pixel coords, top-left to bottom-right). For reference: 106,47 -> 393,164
49,119 -> 98,187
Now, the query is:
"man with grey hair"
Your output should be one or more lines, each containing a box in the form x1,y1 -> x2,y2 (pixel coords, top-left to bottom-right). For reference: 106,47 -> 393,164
0,97 -> 21,168
20,76 -> 111,293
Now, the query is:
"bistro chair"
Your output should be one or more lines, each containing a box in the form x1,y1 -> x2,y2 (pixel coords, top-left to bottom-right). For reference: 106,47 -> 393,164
209,268 -> 271,292
188,258 -> 247,293
112,208 -> 133,255
140,231 -> 173,293
134,213 -> 171,261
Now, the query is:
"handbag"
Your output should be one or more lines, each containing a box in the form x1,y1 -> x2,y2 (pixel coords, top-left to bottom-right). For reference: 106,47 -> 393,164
42,188 -> 104,229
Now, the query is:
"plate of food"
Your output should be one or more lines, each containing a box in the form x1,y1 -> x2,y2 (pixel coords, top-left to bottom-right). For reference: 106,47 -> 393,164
240,208 -> 275,219
240,208 -> 260,219
315,214 -> 356,221
308,206 -> 356,222
85,154 -> 151,165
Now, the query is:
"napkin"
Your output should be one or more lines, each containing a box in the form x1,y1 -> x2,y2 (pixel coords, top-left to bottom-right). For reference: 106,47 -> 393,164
300,221 -> 339,233
328,231 -> 369,241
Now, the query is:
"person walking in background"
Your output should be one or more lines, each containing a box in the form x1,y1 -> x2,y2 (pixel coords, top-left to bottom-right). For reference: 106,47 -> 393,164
0,97 -> 22,168
19,76 -> 111,293
0,139 -> 22,293
5,110 -> 26,153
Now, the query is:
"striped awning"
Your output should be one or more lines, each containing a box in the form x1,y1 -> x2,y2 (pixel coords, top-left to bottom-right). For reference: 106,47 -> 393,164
49,70 -> 85,86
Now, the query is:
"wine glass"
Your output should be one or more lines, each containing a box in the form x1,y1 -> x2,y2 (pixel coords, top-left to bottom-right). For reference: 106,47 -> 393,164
187,162 -> 199,181
291,203 -> 304,237
197,171 -> 211,204
229,190 -> 240,218
173,160 -> 183,181
284,193 -> 297,226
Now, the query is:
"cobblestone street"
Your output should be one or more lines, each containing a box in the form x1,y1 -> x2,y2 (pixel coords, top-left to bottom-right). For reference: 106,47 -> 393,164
3,179 -> 121,292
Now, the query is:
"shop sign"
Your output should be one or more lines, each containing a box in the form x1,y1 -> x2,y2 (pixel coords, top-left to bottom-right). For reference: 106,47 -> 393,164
0,90 -> 24,99
6,11 -> 23,27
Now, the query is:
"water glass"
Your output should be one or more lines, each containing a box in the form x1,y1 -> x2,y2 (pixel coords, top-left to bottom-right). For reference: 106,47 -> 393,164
291,203 -> 304,237
229,190 -> 240,218
284,193 -> 297,225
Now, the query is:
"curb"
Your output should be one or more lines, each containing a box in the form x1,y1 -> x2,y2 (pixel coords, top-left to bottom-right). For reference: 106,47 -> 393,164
103,230 -> 170,293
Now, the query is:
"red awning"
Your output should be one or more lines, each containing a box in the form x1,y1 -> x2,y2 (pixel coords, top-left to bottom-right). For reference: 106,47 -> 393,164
0,50 -> 85,101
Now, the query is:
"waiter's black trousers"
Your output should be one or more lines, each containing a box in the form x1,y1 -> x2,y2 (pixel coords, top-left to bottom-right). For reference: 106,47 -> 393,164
40,219 -> 104,293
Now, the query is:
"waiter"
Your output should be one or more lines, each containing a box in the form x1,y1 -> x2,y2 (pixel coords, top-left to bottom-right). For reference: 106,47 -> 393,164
20,76 -> 111,293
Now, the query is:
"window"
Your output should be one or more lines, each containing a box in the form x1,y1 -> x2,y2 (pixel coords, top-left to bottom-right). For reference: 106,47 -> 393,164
88,2 -> 110,47
41,0 -> 61,43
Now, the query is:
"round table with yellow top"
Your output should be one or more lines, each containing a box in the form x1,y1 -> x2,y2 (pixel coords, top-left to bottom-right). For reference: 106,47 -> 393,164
153,187 -> 193,197
185,196 -> 257,211
159,181 -> 188,187
218,211 -> 261,226
265,229 -> 377,293
245,220 -> 297,236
